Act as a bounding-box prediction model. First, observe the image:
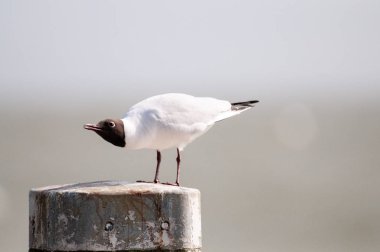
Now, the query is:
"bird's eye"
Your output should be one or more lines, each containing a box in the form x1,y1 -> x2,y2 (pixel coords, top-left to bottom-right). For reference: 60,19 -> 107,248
109,121 -> 116,128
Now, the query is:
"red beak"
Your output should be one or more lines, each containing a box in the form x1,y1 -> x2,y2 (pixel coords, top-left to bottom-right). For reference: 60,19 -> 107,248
84,124 -> 103,132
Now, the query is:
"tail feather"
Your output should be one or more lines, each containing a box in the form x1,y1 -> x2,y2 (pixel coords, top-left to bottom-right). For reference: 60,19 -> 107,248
215,99 -> 259,122
231,100 -> 259,111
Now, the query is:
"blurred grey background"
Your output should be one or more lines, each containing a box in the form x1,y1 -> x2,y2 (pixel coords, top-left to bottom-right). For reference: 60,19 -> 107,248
1,0 -> 380,251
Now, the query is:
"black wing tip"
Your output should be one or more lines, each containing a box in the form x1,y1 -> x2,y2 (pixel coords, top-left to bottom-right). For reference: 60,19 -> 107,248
231,100 -> 259,106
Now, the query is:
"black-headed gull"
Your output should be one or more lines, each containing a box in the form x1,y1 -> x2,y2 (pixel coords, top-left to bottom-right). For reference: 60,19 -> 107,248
84,93 -> 258,186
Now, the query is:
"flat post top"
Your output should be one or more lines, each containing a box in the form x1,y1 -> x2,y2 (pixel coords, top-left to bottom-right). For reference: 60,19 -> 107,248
29,181 -> 201,251
30,180 -> 200,195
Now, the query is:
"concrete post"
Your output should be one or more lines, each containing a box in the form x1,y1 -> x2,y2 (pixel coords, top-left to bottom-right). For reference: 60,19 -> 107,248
29,181 -> 201,251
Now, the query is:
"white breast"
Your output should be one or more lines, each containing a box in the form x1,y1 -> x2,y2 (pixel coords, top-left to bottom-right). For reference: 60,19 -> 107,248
121,93 -> 237,151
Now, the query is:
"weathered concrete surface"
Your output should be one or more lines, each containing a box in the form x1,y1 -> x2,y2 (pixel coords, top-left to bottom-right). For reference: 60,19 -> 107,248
29,181 -> 201,251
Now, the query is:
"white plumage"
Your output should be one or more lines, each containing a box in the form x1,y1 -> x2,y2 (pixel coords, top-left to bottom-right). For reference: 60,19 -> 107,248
84,93 -> 258,185
121,93 -> 252,151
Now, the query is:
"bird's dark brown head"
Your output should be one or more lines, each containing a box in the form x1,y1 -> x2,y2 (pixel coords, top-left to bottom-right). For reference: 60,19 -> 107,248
84,119 -> 126,147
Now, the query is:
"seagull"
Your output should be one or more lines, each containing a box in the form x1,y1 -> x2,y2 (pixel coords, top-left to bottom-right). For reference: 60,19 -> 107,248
84,93 -> 258,186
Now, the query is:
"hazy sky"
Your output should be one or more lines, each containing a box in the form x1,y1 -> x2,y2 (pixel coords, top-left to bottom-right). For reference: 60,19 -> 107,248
1,0 -> 379,109
1,1 -> 380,251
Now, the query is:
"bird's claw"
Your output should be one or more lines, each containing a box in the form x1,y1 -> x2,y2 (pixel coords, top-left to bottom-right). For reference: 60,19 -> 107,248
136,180 -> 180,186
161,182 -> 180,187
136,180 -> 160,184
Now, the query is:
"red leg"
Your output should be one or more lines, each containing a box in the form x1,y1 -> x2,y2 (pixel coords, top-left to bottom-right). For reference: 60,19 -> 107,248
137,150 -> 161,184
175,148 -> 181,186
162,148 -> 181,186
154,150 -> 161,183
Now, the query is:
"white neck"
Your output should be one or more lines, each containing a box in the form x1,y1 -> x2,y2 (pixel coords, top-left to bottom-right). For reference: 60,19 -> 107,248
121,117 -> 142,150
